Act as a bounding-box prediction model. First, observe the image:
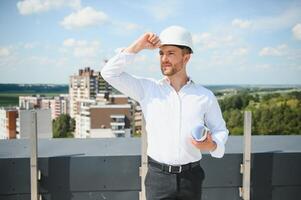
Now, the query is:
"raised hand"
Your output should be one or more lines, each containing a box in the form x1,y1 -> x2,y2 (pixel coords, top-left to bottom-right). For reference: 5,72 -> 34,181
124,32 -> 161,54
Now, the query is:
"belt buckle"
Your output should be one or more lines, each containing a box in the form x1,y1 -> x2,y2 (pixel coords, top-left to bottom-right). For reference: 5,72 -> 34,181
169,165 -> 182,173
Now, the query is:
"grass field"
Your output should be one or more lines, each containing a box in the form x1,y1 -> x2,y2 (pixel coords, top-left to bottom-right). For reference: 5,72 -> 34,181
0,93 -> 65,107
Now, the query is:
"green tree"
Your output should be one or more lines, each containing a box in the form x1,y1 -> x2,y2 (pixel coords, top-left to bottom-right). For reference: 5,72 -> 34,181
219,91 -> 256,111
53,114 -> 74,138
286,91 -> 301,100
220,90 -> 301,136
223,109 -> 243,135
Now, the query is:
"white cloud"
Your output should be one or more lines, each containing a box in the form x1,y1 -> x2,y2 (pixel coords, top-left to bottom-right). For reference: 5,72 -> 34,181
62,38 -> 101,57
148,5 -> 172,21
259,44 -> 288,56
255,62 -> 301,72
255,64 -> 272,70
123,23 -> 140,31
60,7 -> 108,29
253,7 -> 301,31
17,0 -> 81,15
63,38 -> 76,47
146,0 -> 180,20
23,42 -> 39,49
292,23 -> 301,40
0,47 -> 10,57
232,19 -> 252,29
192,32 -> 235,49
28,56 -> 55,65
233,48 -> 249,56
74,45 -> 99,57
112,21 -> 141,33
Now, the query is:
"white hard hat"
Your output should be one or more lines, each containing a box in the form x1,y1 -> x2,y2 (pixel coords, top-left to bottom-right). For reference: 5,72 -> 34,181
159,25 -> 193,53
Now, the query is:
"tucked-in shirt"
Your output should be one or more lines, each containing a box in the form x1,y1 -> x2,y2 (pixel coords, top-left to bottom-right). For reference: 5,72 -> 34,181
101,51 -> 229,165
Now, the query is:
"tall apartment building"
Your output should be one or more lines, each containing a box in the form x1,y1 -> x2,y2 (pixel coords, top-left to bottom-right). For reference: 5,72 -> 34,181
99,60 -> 113,94
0,108 -> 18,139
75,99 -> 95,138
69,67 -> 112,118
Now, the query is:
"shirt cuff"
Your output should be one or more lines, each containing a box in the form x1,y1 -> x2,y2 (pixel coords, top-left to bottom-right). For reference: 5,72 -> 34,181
209,134 -> 225,158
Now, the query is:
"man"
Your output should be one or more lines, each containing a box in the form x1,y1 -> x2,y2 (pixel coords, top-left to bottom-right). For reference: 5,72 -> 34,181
101,25 -> 229,200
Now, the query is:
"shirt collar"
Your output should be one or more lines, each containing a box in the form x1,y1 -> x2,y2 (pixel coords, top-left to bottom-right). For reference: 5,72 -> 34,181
160,76 -> 194,85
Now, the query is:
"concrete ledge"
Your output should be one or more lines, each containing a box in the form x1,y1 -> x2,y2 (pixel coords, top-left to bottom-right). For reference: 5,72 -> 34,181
0,136 -> 301,200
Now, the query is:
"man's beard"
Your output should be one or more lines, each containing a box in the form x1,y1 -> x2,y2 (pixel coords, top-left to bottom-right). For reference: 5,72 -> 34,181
160,60 -> 184,76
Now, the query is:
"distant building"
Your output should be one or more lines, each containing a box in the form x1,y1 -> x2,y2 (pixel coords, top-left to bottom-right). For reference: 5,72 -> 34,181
69,67 -> 112,118
19,95 -> 42,109
20,94 -> 70,120
134,104 -> 142,135
0,108 -> 18,139
75,94 -> 134,138
69,67 -> 142,138
40,95 -> 69,119
18,109 -> 52,139
90,104 -> 132,138
75,99 -> 95,138
99,60 -> 113,94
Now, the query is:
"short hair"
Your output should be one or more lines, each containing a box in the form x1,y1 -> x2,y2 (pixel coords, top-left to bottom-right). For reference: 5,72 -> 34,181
173,45 -> 193,54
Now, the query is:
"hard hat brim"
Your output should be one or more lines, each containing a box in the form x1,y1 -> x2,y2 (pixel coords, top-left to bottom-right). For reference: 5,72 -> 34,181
160,44 -> 193,54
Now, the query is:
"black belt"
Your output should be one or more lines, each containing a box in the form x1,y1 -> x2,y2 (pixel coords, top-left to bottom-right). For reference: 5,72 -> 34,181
148,156 -> 200,174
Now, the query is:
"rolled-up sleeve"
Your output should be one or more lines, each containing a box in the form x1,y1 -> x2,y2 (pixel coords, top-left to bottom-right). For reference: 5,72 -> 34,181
205,94 -> 229,158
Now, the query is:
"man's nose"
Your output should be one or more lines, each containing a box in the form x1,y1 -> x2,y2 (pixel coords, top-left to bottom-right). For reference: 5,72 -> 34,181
161,55 -> 168,62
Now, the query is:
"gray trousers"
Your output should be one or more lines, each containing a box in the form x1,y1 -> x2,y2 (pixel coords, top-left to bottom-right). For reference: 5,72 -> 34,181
145,159 -> 205,200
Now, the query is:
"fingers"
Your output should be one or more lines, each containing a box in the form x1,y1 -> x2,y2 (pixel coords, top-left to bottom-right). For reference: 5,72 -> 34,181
190,137 -> 205,149
190,137 -> 198,145
150,35 -> 160,45
190,133 -> 215,152
190,137 -> 206,151
147,33 -> 161,48
207,132 -> 212,141
148,33 -> 157,42
153,39 -> 161,48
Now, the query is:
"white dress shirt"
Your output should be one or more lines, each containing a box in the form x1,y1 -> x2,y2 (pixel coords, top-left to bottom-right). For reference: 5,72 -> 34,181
101,51 -> 229,165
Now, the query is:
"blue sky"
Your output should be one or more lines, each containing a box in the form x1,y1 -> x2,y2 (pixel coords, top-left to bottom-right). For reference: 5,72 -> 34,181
0,0 -> 301,85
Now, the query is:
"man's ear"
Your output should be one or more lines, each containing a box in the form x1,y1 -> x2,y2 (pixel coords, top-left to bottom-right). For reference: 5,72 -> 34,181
184,54 -> 191,64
